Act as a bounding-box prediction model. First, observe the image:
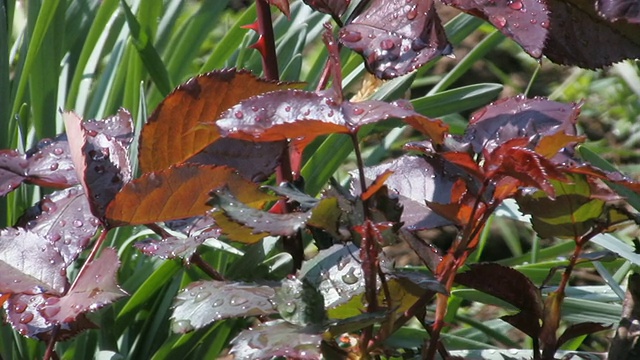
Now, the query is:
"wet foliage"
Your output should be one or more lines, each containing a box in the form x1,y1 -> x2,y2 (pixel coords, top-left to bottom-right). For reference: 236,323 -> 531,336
1,0 -> 639,359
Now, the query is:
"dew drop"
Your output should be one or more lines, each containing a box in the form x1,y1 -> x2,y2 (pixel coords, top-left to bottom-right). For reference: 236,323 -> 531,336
49,162 -> 59,171
212,298 -> 224,307
540,20 -> 549,28
491,15 -> 507,29
53,148 -> 64,156
193,291 -> 211,303
13,302 -> 27,314
19,312 -> 34,324
380,39 -> 395,50
342,268 -> 359,285
42,305 -> 61,318
341,30 -> 362,42
508,0 -> 523,10
230,295 -> 248,306
72,220 -> 83,228
172,319 -> 194,333
406,5 -> 418,20
234,111 -> 244,119
284,105 -> 292,112
352,107 -> 365,115
280,301 -> 296,314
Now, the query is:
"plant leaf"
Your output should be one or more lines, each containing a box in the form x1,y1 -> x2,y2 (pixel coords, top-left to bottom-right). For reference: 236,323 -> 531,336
135,229 -> 219,263
106,164 -> 273,226
0,135 -> 78,196
556,322 -> 612,349
16,185 -> 99,266
230,320 -> 323,360
171,280 -> 277,333
40,248 -> 127,324
464,95 -> 580,154
339,0 -> 451,79
209,187 -> 335,238
0,228 -> 67,295
216,90 -> 447,144
442,0 -> 549,58
455,263 -> 544,338
543,0 -> 640,68
597,0 -> 640,23
275,277 -> 326,326
299,244 -> 367,309
269,0 -> 292,17
139,69 -> 302,173
356,155 -> 460,230
186,138 -> 286,182
5,293 -> 97,340
63,109 -> 133,220
303,0 -> 350,18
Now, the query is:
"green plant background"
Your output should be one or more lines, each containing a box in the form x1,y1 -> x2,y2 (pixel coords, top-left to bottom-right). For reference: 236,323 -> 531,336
1,0 -> 639,358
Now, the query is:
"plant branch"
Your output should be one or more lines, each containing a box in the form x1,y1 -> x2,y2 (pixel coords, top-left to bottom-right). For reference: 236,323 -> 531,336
190,253 -> 225,281
255,0 -> 279,81
43,325 -> 60,360
69,229 -> 108,291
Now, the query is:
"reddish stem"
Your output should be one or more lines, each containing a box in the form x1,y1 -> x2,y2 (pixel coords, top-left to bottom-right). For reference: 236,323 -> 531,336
69,229 -> 108,291
190,253 -> 225,281
255,0 -> 279,81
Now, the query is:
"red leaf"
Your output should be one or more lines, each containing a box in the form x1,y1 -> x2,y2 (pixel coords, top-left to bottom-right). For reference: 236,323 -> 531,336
339,0 -> 451,79
443,0 -> 550,58
40,248 -> 127,324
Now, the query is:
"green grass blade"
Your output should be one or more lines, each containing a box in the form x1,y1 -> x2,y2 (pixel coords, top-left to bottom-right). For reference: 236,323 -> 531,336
411,83 -> 503,117
428,30 -> 505,95
120,0 -> 172,96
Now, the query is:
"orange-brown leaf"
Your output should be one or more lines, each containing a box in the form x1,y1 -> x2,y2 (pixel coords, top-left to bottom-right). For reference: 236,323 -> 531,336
139,69 -> 303,173
106,164 -> 274,226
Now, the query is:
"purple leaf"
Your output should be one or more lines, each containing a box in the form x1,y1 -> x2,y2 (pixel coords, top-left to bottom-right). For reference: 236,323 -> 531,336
171,280 -> 277,333
230,320 -> 323,360
63,110 -> 133,221
16,185 -> 99,266
40,248 -> 127,324
186,138 -> 285,182
0,228 -> 67,295
355,155 -> 459,231
0,135 -> 78,196
464,95 -> 579,153
303,0 -> 350,18
543,0 -> 640,68
597,0 -> 640,23
339,0 -> 451,79
5,293 -> 97,340
442,0 -> 550,58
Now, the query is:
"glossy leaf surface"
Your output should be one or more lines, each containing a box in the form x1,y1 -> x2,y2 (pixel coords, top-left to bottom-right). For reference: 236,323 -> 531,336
171,280 -> 277,333
139,69 -> 302,172
340,0 -> 451,79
